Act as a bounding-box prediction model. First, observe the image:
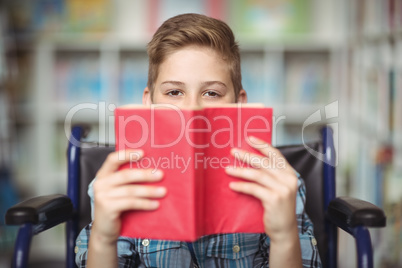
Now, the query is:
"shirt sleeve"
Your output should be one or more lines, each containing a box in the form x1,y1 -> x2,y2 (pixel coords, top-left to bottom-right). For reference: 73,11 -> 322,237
74,179 -> 96,268
75,178 -> 138,268
296,176 -> 322,267
75,223 -> 91,267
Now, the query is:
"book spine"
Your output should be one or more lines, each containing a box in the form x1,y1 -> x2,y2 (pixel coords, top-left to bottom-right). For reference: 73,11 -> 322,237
193,110 -> 206,239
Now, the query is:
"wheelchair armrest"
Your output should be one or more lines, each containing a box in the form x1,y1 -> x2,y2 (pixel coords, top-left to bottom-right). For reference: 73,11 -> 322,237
5,194 -> 74,234
327,196 -> 386,230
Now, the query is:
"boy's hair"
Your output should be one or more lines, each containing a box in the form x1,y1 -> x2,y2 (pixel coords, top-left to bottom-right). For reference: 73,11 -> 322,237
147,13 -> 243,100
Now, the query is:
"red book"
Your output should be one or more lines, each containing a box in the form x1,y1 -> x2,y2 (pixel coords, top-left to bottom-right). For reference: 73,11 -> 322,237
115,104 -> 273,241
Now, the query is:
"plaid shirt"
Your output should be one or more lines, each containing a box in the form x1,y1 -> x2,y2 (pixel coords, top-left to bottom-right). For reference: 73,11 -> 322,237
76,176 -> 322,267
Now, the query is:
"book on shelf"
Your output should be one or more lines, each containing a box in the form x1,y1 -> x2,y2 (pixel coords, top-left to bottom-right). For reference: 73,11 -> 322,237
229,0 -> 311,39
115,104 -> 273,241
7,0 -> 111,34
284,52 -> 330,104
55,53 -> 105,104
147,0 -> 226,34
241,52 -> 282,105
354,0 -> 402,37
64,0 -> 112,32
119,54 -> 148,105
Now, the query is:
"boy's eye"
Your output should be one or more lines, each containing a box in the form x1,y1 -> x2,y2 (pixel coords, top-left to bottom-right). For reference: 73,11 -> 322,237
167,90 -> 183,96
203,91 -> 220,97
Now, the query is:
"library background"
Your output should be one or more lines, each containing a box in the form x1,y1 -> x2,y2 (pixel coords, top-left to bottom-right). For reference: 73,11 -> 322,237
0,0 -> 401,267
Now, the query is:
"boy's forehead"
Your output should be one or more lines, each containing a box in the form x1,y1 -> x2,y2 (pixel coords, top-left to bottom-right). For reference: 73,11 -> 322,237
165,45 -> 225,63
159,46 -> 230,75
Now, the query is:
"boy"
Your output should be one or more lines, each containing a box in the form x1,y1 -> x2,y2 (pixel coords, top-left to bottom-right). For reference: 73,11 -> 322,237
75,13 -> 321,267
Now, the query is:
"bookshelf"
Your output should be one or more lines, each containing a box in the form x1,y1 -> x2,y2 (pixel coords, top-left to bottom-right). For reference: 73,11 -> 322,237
3,0 -> 352,264
338,0 -> 402,267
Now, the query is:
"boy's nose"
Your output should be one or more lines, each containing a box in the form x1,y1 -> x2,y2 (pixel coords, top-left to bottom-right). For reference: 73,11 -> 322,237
185,95 -> 201,108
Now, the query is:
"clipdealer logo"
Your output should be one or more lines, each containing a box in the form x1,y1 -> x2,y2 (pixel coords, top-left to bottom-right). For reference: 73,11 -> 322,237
64,101 -> 338,167
302,101 -> 338,167
127,150 -> 287,174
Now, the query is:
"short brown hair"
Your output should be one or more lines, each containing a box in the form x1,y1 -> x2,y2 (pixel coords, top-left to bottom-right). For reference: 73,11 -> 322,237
147,13 -> 243,100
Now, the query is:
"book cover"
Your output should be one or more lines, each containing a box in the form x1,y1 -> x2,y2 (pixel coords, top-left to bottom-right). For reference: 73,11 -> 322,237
115,104 -> 273,241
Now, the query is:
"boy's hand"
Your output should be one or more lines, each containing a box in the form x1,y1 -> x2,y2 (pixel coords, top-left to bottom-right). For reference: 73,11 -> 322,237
225,136 -> 298,243
91,150 -> 167,244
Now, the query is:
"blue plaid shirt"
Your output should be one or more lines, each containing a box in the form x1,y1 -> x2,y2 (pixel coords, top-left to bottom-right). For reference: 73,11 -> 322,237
76,176 -> 321,267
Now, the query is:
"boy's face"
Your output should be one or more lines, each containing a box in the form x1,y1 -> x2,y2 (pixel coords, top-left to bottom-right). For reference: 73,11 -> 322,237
143,45 -> 247,108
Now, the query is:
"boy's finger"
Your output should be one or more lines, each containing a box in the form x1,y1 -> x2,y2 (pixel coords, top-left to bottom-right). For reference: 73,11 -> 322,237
247,136 -> 279,157
97,168 -> 164,186
225,166 -> 282,190
107,185 -> 167,199
231,148 -> 275,170
97,150 -> 144,176
111,197 -> 161,211
229,181 -> 269,203
231,147 -> 293,176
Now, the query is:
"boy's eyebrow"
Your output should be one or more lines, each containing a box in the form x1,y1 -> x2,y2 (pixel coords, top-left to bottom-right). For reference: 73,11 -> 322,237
160,81 -> 227,88
161,81 -> 185,87
201,81 -> 227,88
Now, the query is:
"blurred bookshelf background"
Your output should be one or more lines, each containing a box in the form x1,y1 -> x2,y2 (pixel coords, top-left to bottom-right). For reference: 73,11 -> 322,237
0,0 -> 401,267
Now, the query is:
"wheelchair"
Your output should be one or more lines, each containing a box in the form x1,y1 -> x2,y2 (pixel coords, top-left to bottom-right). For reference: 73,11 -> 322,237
5,125 -> 386,268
